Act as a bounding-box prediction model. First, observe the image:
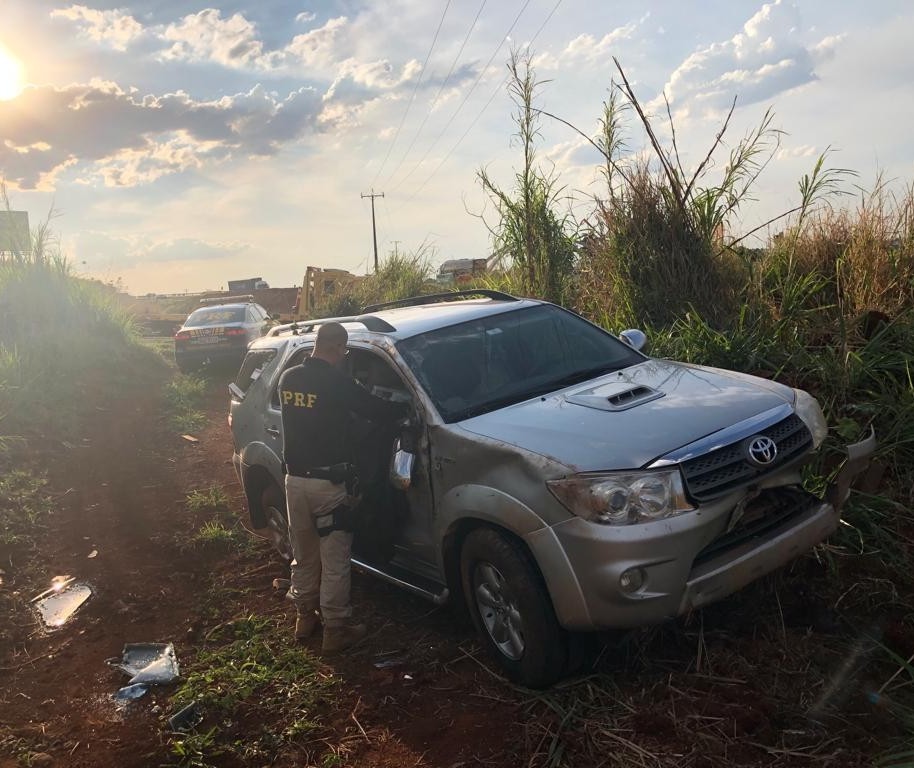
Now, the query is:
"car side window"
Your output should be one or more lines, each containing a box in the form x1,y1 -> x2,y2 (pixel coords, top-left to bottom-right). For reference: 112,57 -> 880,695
234,349 -> 278,395
270,346 -> 312,408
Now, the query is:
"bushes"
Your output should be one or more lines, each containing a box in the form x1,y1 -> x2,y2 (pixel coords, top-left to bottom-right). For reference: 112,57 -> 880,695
0,200 -> 155,442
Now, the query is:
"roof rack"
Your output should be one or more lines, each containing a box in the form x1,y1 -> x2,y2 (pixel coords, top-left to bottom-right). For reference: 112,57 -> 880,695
199,294 -> 255,305
267,314 -> 396,337
362,289 -> 519,313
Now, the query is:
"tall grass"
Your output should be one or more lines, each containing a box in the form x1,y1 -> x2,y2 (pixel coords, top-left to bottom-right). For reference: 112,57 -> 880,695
477,50 -> 576,306
0,189 -> 155,443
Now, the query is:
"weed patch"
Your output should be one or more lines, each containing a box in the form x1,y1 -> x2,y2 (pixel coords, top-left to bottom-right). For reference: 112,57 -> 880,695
167,616 -> 337,766
184,520 -> 248,552
185,486 -> 230,514
0,469 -> 52,550
164,374 -> 207,433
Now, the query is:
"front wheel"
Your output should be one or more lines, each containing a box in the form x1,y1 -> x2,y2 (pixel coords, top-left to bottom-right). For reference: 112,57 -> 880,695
261,484 -> 292,561
460,528 -> 568,688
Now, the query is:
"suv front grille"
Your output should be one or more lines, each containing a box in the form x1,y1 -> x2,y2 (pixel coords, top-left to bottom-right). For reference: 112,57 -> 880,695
680,414 -> 813,502
692,487 -> 818,566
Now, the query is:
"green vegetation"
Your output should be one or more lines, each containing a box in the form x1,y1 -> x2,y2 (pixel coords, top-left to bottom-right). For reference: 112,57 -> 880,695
0,470 -> 52,556
186,485 -> 230,514
168,615 -> 336,767
163,374 -> 208,433
0,186 -> 160,445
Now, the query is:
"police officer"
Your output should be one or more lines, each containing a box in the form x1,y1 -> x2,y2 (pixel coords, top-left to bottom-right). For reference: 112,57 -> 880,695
279,321 -> 408,653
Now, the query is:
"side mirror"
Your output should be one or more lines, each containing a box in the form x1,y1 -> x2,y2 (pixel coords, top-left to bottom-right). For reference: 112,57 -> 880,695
619,329 -> 647,352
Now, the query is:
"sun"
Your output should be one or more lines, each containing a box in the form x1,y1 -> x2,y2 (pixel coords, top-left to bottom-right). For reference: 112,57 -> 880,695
0,44 -> 24,101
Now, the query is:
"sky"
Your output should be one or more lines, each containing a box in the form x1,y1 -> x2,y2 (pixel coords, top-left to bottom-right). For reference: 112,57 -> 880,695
0,0 -> 912,294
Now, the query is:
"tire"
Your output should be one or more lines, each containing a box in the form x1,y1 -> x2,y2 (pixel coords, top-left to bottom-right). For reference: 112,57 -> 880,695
261,484 -> 292,561
460,527 -> 568,688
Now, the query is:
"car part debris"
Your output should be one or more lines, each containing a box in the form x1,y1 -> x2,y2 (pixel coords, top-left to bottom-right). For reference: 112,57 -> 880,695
110,643 -> 180,685
114,683 -> 149,702
31,577 -> 93,629
168,700 -> 204,732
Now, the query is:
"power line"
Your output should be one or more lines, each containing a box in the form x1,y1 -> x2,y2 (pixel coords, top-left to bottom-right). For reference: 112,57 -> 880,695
397,0 -> 565,206
371,0 -> 452,187
383,0 -> 488,187
388,0 -> 534,195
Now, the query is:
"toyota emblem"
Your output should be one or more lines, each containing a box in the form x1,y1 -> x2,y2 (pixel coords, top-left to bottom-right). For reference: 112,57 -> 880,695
745,435 -> 778,466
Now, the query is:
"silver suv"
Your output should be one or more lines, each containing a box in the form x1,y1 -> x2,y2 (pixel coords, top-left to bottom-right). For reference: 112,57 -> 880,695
228,291 -> 874,687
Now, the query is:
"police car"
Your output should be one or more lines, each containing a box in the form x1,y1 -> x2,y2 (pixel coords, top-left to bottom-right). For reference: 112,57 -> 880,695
173,296 -> 272,373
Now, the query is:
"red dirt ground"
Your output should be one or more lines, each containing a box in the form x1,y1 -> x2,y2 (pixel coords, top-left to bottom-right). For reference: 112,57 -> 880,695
0,364 -> 522,768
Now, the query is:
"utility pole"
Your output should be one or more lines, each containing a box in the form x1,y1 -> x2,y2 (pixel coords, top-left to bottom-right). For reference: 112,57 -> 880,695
361,189 -> 384,272
392,240 -> 401,258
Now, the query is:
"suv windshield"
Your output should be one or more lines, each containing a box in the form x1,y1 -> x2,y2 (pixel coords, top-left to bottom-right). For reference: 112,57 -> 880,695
397,304 -> 643,422
185,307 -> 246,326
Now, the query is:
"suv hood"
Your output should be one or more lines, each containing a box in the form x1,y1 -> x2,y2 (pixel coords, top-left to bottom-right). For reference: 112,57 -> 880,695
459,359 -> 795,471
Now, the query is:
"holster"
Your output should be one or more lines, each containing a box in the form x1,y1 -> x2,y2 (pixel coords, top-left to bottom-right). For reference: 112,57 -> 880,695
314,502 -> 356,537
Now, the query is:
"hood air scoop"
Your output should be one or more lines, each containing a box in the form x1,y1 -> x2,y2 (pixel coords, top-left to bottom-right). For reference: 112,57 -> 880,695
564,382 -> 664,412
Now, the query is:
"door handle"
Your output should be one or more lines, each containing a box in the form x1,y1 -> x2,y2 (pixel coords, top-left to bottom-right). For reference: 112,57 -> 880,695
266,426 -> 280,437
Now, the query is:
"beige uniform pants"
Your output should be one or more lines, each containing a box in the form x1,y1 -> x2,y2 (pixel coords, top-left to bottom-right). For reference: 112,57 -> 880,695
284,474 -> 353,626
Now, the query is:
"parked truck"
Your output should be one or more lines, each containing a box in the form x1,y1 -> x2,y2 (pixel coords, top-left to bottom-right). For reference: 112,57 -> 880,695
228,277 -> 269,293
290,266 -> 364,320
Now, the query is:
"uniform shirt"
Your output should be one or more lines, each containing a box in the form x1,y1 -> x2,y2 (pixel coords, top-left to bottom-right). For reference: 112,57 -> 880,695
279,356 -> 408,475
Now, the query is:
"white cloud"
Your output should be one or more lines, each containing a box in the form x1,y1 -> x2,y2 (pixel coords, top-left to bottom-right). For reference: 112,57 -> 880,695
283,16 -> 351,71
159,9 -> 277,69
0,81 -> 323,189
655,0 -> 846,117
776,143 -> 817,160
50,4 -> 144,51
534,17 -> 644,70
295,11 -> 316,24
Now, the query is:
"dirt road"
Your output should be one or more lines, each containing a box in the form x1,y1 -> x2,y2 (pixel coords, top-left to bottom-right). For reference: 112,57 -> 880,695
0,366 -> 521,768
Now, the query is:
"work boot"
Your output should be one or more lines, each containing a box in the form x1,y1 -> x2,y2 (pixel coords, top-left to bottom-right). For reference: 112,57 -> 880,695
321,621 -> 367,655
294,609 -> 320,641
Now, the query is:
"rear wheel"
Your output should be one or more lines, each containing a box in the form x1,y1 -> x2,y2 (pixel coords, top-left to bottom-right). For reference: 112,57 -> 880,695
261,484 -> 292,561
460,528 -> 567,688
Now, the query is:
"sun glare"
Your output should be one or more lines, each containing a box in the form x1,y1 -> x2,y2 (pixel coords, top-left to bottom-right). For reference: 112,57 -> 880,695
0,44 -> 24,101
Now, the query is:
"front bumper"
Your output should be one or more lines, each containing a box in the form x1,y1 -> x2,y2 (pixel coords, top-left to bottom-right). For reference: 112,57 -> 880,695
535,429 -> 876,631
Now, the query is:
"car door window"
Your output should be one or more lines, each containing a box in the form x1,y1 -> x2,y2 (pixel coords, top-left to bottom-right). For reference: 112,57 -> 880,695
234,349 -> 278,395
270,346 -> 313,408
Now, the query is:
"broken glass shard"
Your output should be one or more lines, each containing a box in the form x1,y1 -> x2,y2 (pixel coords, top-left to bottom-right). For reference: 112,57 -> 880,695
32,578 -> 93,629
114,683 -> 149,702
110,643 -> 180,684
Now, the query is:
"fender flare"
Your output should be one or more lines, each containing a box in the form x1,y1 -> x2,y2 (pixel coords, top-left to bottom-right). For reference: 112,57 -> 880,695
437,484 -> 590,628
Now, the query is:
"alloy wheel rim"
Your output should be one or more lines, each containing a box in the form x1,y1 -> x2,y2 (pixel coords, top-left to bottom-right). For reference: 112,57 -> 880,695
473,561 -> 525,661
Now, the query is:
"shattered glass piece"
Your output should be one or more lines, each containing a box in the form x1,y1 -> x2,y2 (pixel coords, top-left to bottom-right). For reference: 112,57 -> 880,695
32,579 -> 93,629
372,657 -> 405,669
114,683 -> 149,702
111,643 -> 180,684
168,701 -> 204,732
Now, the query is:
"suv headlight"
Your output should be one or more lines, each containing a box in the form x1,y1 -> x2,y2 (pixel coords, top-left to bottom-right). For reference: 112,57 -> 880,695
547,469 -> 694,525
794,388 -> 827,448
